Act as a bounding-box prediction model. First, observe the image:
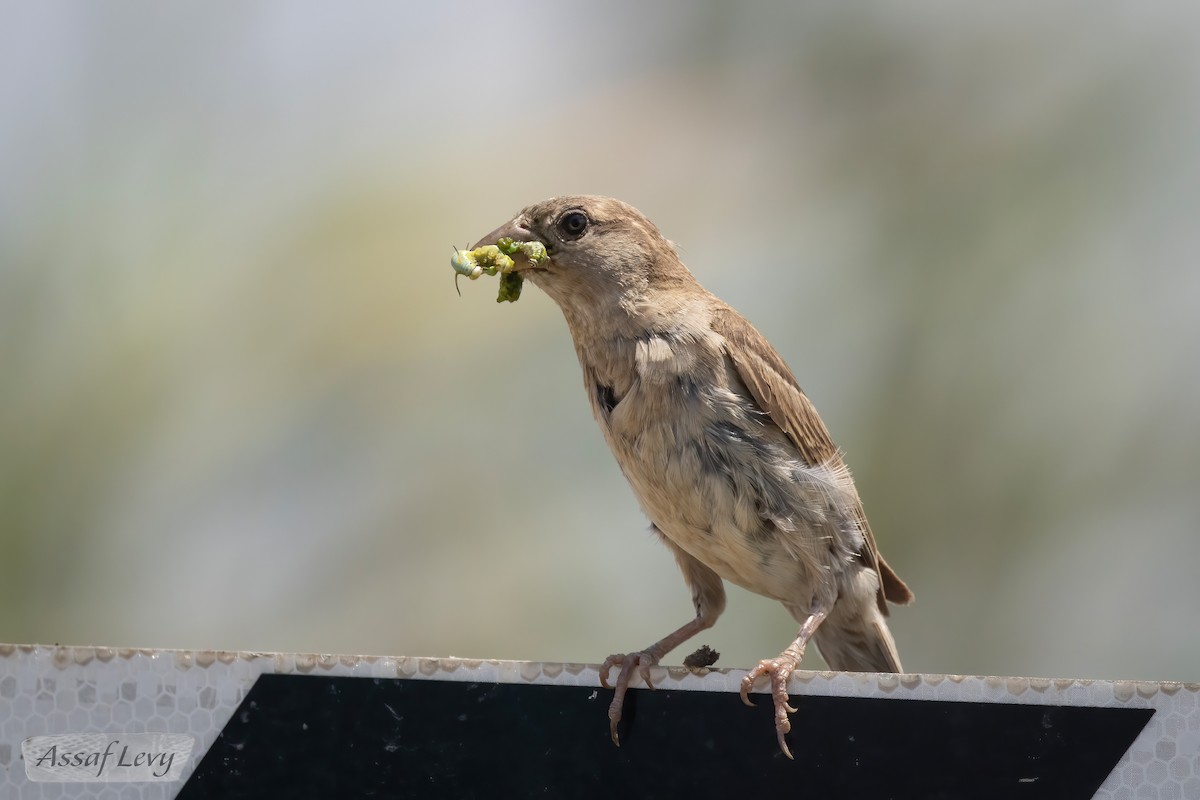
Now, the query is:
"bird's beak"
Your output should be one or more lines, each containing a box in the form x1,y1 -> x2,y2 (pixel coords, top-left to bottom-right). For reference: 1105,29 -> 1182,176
472,218 -> 544,271
471,218 -> 532,250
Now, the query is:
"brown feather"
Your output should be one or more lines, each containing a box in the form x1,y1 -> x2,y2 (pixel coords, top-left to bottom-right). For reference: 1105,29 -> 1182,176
710,304 -> 914,614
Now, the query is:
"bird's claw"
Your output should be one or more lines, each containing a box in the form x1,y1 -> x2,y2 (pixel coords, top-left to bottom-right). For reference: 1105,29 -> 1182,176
600,651 -> 658,691
599,650 -> 660,747
741,657 -> 800,759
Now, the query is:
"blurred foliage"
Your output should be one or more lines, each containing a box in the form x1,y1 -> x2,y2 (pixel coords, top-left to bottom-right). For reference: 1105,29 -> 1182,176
2,2 -> 1198,681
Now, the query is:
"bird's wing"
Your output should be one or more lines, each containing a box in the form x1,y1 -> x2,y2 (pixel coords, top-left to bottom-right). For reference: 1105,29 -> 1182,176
711,304 -> 914,613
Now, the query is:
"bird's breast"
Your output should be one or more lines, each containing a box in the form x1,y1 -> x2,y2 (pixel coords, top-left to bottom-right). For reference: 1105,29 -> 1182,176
595,369 -> 835,599
578,327 -> 859,598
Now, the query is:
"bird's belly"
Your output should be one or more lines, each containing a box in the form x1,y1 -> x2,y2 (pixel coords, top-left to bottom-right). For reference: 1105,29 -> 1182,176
604,409 -> 827,602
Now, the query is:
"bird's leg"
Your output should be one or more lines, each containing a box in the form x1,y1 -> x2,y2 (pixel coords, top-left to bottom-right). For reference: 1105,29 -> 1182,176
740,606 -> 829,759
600,532 -> 726,746
600,615 -> 711,744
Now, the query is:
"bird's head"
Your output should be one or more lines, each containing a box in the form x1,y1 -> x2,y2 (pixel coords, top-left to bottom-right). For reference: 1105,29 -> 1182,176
472,196 -> 695,330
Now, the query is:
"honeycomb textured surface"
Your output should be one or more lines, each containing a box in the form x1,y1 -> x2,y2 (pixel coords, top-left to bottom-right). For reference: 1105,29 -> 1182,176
0,643 -> 1195,798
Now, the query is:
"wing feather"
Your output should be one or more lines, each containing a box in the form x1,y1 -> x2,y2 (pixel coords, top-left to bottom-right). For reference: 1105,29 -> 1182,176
711,305 -> 913,613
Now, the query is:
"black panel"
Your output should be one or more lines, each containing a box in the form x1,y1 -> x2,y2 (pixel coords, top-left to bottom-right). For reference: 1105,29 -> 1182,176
178,675 -> 1151,800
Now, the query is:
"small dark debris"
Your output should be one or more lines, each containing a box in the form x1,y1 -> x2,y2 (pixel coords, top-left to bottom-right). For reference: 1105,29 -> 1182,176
683,645 -> 720,669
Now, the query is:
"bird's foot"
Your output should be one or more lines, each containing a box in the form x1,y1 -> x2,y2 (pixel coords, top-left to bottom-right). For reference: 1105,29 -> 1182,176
599,650 -> 660,747
740,656 -> 801,759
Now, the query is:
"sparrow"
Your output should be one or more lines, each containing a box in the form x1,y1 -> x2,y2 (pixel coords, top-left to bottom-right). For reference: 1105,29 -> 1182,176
471,196 -> 913,758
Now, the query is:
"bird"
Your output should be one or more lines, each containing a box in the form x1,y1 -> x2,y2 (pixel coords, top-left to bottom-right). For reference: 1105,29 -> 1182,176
470,195 -> 913,758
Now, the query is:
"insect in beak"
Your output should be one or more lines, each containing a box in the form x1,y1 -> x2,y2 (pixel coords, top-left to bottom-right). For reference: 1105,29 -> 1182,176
450,243 -> 477,297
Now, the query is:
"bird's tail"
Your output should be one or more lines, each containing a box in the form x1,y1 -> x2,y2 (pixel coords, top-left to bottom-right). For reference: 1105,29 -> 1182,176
813,602 -> 903,673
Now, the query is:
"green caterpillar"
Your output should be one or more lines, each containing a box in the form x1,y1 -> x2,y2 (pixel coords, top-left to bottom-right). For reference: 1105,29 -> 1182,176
496,272 -> 523,303
451,245 -> 513,280
496,237 -> 548,265
450,237 -> 547,303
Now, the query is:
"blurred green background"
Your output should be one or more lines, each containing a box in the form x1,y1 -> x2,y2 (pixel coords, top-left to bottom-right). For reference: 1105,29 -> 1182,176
2,2 -> 1198,682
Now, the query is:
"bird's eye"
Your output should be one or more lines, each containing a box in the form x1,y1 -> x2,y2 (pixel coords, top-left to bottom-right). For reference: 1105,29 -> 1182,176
556,210 -> 589,240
